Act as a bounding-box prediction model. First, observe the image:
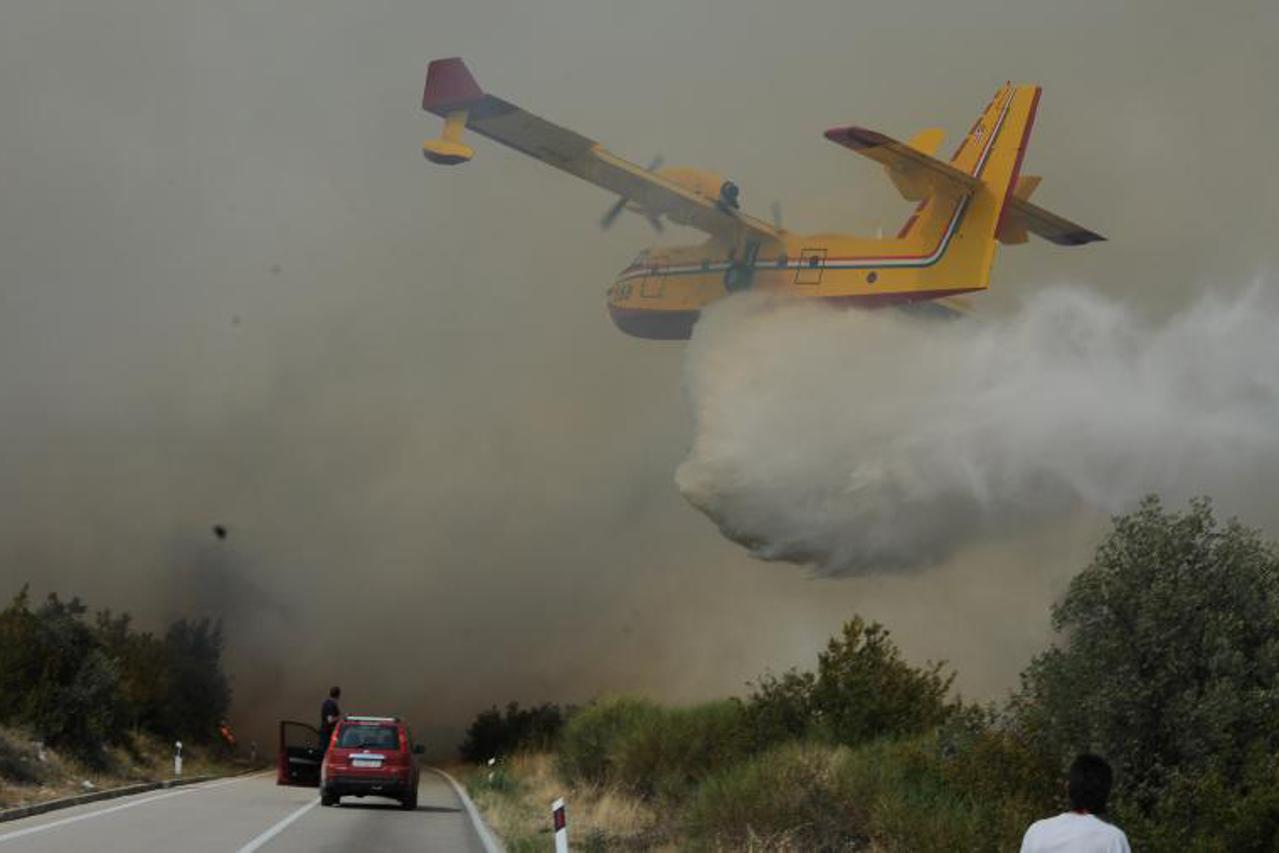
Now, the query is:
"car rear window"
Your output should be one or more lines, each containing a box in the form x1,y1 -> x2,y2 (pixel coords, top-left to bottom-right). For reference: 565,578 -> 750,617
337,724 -> 400,749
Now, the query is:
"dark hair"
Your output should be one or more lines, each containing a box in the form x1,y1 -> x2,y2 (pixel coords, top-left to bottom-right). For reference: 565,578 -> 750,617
329,686 -> 341,698
1068,754 -> 1113,814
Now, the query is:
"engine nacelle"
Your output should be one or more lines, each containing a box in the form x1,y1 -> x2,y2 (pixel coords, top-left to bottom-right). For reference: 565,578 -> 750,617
655,166 -> 740,208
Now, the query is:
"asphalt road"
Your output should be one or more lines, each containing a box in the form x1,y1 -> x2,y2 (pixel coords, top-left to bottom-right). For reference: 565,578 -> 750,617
0,769 -> 494,852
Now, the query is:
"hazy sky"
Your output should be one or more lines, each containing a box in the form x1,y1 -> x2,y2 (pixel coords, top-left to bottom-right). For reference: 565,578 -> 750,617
1,0 -> 1276,752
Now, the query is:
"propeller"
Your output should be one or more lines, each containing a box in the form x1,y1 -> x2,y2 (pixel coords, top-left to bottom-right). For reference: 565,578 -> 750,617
600,155 -> 664,232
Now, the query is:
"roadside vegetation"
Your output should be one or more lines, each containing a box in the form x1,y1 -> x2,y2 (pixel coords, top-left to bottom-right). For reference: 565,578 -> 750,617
0,724 -> 237,810
0,587 -> 244,806
464,496 -> 1279,850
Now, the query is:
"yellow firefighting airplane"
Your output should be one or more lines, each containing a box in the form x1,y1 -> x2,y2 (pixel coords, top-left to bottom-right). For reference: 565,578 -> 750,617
421,57 -> 1102,339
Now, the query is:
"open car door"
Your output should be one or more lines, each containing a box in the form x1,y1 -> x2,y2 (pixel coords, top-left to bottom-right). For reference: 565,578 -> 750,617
277,720 -> 323,787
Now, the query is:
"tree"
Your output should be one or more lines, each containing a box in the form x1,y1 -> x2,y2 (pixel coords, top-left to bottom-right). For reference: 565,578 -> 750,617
157,618 -> 231,742
813,617 -> 955,745
747,616 -> 955,748
0,588 -> 126,758
1014,496 -> 1279,833
0,587 -> 235,756
95,610 -> 169,734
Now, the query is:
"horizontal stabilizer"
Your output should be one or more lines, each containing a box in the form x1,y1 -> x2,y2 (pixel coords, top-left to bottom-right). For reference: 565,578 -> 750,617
1003,197 -> 1105,245
825,125 -> 980,197
997,176 -> 1105,246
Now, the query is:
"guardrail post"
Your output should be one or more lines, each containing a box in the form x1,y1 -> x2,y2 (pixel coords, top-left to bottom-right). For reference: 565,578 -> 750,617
174,740 -> 183,777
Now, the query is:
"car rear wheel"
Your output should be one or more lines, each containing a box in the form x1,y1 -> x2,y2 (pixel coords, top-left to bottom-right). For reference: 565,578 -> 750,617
320,790 -> 338,807
400,791 -> 417,810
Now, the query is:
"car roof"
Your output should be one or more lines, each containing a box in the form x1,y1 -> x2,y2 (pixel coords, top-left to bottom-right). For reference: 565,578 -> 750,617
341,715 -> 401,724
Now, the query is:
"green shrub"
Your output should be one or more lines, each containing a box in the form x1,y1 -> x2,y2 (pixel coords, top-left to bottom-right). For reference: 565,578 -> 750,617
934,705 -> 1059,830
745,616 -> 955,750
812,617 -> 955,746
1113,747 -> 1279,851
837,736 -> 989,853
556,698 -> 754,797
460,702 -> 567,763
610,700 -> 753,797
686,741 -> 865,850
742,667 -> 817,748
686,728 -> 1054,852
556,697 -> 664,786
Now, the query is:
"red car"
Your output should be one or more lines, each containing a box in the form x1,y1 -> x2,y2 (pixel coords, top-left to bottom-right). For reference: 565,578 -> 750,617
277,715 -> 423,810
321,715 -> 423,808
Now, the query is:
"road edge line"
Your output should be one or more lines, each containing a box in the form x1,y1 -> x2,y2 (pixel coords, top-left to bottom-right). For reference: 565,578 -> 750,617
0,767 -> 265,824
429,767 -> 505,853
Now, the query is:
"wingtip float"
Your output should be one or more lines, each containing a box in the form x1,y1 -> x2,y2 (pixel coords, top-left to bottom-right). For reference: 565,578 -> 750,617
420,58 -> 1104,340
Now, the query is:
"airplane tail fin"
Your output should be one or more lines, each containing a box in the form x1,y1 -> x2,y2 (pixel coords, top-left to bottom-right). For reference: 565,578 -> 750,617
945,83 -> 1038,284
890,83 -> 1044,290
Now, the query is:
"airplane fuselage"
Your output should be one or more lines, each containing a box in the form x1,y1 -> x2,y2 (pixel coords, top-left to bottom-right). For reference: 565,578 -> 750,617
607,228 -> 976,339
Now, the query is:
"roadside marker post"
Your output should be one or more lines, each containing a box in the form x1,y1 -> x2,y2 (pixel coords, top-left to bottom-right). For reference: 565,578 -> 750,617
552,798 -> 568,853
174,741 -> 183,777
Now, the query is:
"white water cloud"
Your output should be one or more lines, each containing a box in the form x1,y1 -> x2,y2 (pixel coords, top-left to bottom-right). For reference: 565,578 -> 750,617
678,283 -> 1279,573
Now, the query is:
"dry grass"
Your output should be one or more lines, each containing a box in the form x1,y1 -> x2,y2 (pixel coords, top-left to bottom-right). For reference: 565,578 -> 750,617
0,725 -> 248,810
469,752 -> 669,851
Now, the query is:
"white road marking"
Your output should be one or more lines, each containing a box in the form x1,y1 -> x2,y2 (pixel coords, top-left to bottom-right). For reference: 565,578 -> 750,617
0,789 -> 191,844
235,798 -> 319,853
429,768 -> 505,853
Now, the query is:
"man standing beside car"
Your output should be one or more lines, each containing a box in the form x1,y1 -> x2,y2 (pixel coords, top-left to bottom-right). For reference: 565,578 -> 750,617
320,686 -> 341,752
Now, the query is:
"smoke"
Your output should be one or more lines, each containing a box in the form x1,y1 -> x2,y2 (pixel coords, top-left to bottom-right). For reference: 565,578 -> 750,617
678,283 -> 1279,574
1,0 -> 1277,752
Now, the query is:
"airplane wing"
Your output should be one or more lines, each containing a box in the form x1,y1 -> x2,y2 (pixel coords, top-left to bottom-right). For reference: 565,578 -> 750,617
422,58 -> 779,244
823,125 -> 981,197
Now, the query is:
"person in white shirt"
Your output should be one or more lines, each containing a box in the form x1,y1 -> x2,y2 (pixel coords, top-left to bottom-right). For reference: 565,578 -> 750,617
1021,753 -> 1131,853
